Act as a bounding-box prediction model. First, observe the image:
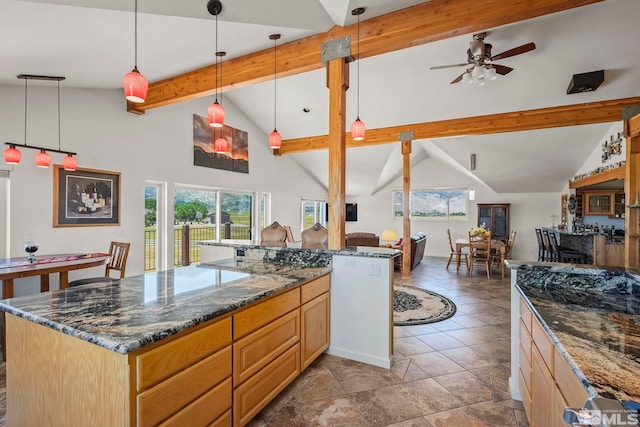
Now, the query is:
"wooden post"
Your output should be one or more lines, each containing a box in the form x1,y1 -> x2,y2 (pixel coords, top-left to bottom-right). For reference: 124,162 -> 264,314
399,133 -> 414,278
181,225 -> 190,266
624,106 -> 640,268
325,48 -> 349,250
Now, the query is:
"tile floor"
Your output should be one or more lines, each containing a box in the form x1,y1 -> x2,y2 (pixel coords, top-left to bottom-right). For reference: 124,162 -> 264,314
247,256 -> 529,427
0,256 -> 529,427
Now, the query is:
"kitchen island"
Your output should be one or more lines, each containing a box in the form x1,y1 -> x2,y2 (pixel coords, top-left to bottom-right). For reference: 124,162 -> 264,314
0,254 -> 332,426
508,260 -> 640,426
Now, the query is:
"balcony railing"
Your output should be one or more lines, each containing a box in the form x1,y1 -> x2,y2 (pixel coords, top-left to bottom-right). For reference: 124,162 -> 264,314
145,224 -> 252,271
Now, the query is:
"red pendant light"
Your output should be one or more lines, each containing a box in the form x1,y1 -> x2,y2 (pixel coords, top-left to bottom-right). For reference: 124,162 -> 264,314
269,34 -> 282,150
208,3 -> 226,128
123,68 -> 148,103
35,150 -> 51,168
208,101 -> 225,128
63,154 -> 77,171
123,0 -> 148,103
351,117 -> 365,141
350,8 -> 366,141
214,137 -> 228,154
269,130 -> 281,149
4,145 -> 21,164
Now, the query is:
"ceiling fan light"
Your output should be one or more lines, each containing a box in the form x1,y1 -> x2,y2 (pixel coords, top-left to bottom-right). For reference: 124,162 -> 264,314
472,66 -> 484,79
208,101 -> 225,128
269,129 -> 282,149
4,145 -> 21,164
462,72 -> 473,84
475,78 -> 485,86
485,66 -> 497,80
214,137 -> 227,153
351,117 -> 365,141
123,68 -> 148,103
63,154 -> 77,171
35,150 -> 51,168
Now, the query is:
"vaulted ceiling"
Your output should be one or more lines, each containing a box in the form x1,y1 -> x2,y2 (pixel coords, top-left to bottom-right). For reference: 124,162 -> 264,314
2,0 -> 639,195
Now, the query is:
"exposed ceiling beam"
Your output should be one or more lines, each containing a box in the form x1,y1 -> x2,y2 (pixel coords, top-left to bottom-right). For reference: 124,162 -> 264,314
278,97 -> 640,154
127,0 -> 602,114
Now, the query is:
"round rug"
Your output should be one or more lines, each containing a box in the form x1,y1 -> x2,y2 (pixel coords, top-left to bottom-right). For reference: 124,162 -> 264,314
394,285 -> 457,326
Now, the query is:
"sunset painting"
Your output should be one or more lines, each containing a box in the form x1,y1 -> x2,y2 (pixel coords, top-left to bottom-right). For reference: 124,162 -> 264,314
193,114 -> 249,173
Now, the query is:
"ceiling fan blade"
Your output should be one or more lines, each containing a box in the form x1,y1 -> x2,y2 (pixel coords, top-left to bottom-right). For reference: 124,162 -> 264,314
490,42 -> 536,61
430,63 -> 469,70
493,64 -> 514,75
450,72 -> 465,84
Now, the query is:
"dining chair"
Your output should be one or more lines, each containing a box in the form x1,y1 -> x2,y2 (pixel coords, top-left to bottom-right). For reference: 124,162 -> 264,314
494,230 -> 516,270
301,223 -> 328,249
468,229 -> 492,278
68,241 -> 130,287
446,229 -> 468,271
260,221 -> 288,247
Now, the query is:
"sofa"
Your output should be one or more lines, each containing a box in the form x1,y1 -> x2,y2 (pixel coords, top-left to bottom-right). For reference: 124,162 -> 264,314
345,232 -> 379,247
394,232 -> 427,270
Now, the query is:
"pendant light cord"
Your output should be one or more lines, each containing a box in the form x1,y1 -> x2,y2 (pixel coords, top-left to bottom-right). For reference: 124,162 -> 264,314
356,12 -> 360,118
273,36 -> 277,130
23,78 -> 27,146
214,11 -> 219,103
57,80 -> 61,151
134,0 -> 138,69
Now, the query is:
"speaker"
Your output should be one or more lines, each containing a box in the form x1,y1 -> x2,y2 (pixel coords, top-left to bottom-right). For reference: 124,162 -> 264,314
469,153 -> 476,171
566,70 -> 604,94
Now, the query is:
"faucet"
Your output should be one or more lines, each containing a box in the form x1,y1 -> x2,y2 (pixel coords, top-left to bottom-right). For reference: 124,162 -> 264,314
563,407 -> 599,426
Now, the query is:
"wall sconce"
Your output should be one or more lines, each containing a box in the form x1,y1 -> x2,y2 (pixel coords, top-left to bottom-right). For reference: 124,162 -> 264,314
469,188 -> 476,201
4,74 -> 77,170
469,153 -> 476,171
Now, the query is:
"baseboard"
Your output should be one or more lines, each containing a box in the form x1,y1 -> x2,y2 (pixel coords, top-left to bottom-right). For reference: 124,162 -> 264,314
509,376 -> 522,401
326,346 -> 392,369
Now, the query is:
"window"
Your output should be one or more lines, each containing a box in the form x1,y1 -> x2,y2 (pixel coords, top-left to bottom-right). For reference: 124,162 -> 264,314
220,191 -> 253,241
300,198 -> 327,231
393,188 -> 469,220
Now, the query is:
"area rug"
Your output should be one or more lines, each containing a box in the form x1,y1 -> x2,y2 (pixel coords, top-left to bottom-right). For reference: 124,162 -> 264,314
394,285 -> 456,326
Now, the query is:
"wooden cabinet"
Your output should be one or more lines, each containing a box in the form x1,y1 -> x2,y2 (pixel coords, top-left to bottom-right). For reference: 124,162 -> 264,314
301,275 -> 330,369
583,191 -> 624,216
518,296 -> 589,427
477,203 -> 510,240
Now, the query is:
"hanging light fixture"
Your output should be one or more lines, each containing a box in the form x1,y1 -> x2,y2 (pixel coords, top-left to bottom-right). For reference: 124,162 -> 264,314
123,0 -> 148,103
212,51 -> 228,152
4,74 -> 77,168
214,128 -> 227,154
269,34 -> 282,149
207,0 -> 225,128
350,7 -> 366,141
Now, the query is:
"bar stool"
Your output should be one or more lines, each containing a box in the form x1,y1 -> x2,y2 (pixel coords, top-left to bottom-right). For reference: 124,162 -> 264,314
535,228 -> 546,261
548,232 -> 587,264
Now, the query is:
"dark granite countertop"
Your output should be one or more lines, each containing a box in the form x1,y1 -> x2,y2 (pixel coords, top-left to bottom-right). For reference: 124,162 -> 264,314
0,260 -> 332,355
200,241 -> 401,259
514,264 -> 640,403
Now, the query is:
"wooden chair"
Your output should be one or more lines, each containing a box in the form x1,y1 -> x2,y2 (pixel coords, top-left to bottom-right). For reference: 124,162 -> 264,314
468,229 -> 492,278
301,223 -> 328,249
446,229 -> 468,271
495,230 -> 516,270
68,241 -> 130,287
260,221 -> 287,247
535,228 -> 546,261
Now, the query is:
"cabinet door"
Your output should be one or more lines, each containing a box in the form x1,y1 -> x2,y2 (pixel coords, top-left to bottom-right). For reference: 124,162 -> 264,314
478,207 -> 492,230
531,346 -> 553,427
301,292 -> 330,370
586,193 -> 613,215
492,206 -> 509,239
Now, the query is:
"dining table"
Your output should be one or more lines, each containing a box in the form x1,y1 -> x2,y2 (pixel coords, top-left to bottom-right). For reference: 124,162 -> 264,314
455,238 -> 507,278
0,253 -> 111,299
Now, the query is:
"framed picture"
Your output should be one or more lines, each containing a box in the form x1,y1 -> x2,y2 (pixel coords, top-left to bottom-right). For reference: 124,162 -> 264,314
193,114 -> 249,173
53,165 -> 121,227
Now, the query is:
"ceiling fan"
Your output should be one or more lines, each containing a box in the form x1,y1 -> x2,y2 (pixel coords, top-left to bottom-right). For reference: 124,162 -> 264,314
430,32 -> 536,85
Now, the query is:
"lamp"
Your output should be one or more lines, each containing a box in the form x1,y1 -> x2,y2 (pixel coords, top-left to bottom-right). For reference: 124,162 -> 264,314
464,65 -> 498,86
212,51 -> 228,152
123,0 -> 148,103
214,128 -> 227,154
381,229 -> 398,248
350,7 -> 366,141
207,1 -> 225,128
4,74 -> 77,169
269,34 -> 282,149
469,188 -> 476,201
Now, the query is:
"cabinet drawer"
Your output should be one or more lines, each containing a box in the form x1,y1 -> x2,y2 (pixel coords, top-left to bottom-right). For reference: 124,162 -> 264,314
159,377 -> 231,427
519,320 -> 531,364
234,288 -> 300,340
520,344 -> 531,394
301,274 -> 330,304
209,409 -> 232,427
531,316 -> 554,373
554,349 -> 589,408
519,297 -> 532,334
234,343 -> 301,427
137,317 -> 231,391
233,308 -> 300,385
137,346 -> 232,427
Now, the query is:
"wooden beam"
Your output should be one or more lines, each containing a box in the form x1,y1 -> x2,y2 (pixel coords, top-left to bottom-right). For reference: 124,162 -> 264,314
568,166 -> 625,189
128,0 -> 602,114
326,58 -> 348,251
401,140 -> 412,279
279,97 -> 640,154
624,108 -> 640,269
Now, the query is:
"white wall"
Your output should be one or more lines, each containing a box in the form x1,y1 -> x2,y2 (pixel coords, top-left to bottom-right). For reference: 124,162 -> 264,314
0,83 -> 326,297
346,155 -> 561,262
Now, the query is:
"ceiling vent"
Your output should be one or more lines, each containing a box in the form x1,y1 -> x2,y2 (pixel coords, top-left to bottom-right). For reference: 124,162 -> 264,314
566,70 -> 604,94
